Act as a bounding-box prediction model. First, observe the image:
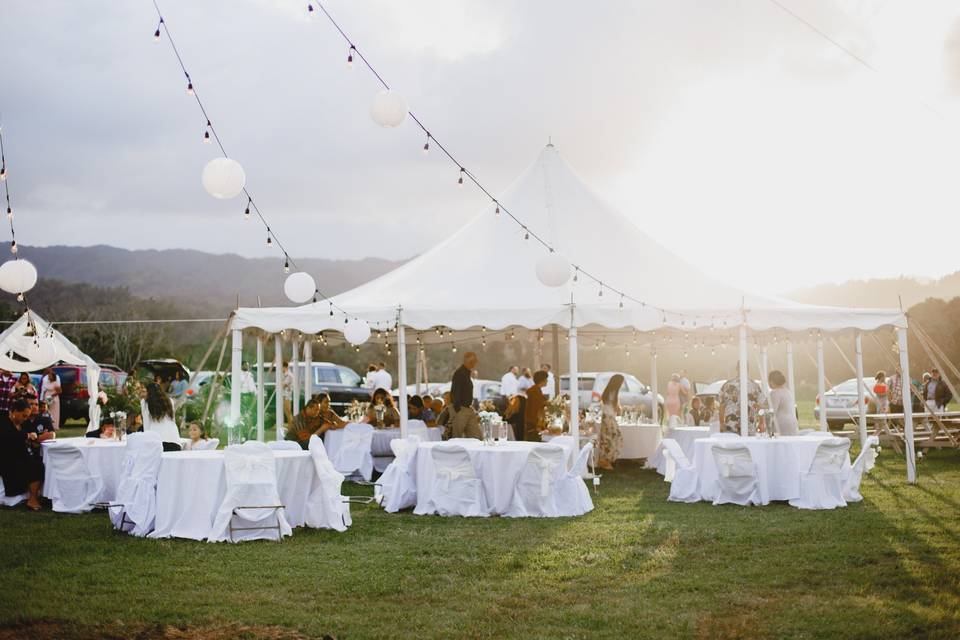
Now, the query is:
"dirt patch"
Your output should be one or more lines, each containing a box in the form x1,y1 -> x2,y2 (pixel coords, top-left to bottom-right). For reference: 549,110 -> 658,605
0,620 -> 334,640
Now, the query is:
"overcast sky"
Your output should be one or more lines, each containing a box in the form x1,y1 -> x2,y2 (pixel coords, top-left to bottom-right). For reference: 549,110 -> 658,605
2,0 -> 959,295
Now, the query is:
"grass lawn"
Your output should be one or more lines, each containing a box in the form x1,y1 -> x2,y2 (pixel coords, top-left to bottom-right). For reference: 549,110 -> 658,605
1,440 -> 959,640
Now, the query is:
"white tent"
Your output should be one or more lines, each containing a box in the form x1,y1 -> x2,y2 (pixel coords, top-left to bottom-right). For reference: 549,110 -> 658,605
0,311 -> 101,429
230,145 -> 916,481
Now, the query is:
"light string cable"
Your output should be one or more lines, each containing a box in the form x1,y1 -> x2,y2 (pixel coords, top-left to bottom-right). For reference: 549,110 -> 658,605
307,1 -> 733,327
0,123 -> 40,335
150,0 -> 383,327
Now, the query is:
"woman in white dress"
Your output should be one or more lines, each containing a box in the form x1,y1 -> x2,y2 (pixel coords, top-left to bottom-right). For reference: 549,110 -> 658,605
767,370 -> 798,436
141,382 -> 181,447
40,367 -> 62,430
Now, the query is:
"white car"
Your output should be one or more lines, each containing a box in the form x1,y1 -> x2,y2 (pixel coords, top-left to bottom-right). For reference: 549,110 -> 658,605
560,372 -> 664,421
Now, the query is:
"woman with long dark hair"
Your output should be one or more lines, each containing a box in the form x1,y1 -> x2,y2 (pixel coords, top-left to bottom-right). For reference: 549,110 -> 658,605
140,382 -> 180,446
365,388 -> 399,427
597,374 -> 624,470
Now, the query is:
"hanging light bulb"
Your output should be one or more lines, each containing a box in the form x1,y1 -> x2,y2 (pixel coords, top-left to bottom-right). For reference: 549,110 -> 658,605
423,134 -> 430,155
6,207 -> 11,220
283,258 -> 290,274
598,283 -> 604,297
619,295 -> 624,309
203,120 -> 211,144
0,165 -> 6,180
16,293 -> 23,303
244,198 -> 251,220
494,204 -> 500,218
458,168 -> 465,187
154,19 -> 162,41
347,46 -> 354,69
307,3 -> 314,12
523,228 -> 529,241
573,268 -> 579,283
10,240 -> 17,255
452,345 -> 458,353
186,79 -> 194,95
266,234 -> 272,248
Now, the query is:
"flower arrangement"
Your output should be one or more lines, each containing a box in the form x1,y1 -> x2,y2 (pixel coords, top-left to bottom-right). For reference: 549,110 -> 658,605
478,399 -> 497,413
345,399 -> 369,423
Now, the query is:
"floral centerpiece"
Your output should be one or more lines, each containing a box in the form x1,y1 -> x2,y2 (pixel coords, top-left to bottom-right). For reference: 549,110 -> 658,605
345,399 -> 369,423
477,410 -> 503,443
543,395 -> 568,434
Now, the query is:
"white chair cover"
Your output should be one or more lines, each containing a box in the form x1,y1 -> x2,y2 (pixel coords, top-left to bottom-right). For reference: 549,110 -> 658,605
406,419 -> 429,441
844,435 -> 880,502
662,438 -> 700,503
267,441 -> 303,451
554,443 -> 595,517
304,435 -> 351,531
46,445 -> 105,513
710,444 -> 760,506
208,441 -> 292,542
505,445 -> 566,518
329,422 -> 374,481
790,437 -> 851,510
547,435 -> 577,470
375,435 -> 421,513
199,439 -> 220,451
428,444 -> 489,517
109,432 -> 163,536
0,476 -> 27,507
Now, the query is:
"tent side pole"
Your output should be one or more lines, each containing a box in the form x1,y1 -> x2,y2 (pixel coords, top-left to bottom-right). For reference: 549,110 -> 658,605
230,327 -> 242,428
414,346 -> 422,395
568,317 -> 579,442
649,347 -> 659,426
256,335 -> 265,441
291,337 -> 300,417
304,340 -> 313,402
786,339 -> 796,405
739,324 -> 749,437
552,325 -> 561,398
397,310 -> 409,438
274,333 -> 284,441
855,332 -> 867,447
897,326 -> 916,483
760,342 -> 770,398
817,331 -> 827,431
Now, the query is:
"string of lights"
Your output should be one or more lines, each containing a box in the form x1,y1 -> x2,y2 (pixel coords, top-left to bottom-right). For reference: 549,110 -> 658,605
150,0 -> 393,330
305,0 -> 738,327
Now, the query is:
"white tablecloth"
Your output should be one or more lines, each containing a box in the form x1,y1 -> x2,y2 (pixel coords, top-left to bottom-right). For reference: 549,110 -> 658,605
413,440 -> 542,515
324,425 -> 443,459
648,427 -> 712,475
692,436 -> 853,504
619,423 -> 662,460
149,449 -> 316,540
41,438 -> 127,502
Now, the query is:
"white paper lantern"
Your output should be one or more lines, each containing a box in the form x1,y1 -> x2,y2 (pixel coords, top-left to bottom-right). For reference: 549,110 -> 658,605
370,89 -> 408,128
0,259 -> 38,294
283,272 -> 316,304
201,157 -> 246,199
535,252 -> 572,287
343,318 -> 371,345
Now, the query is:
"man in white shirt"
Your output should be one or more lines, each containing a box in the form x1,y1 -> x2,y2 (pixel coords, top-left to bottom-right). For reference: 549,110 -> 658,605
373,362 -> 392,393
500,366 -> 519,398
501,366 -> 522,440
541,364 -> 556,400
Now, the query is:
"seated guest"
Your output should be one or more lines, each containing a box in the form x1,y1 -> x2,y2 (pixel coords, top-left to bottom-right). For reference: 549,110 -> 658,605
183,421 -> 210,450
12,372 -> 37,399
420,394 -> 437,426
436,391 -> 454,437
0,398 -> 44,510
702,396 -> 717,424
25,396 -> 55,443
127,413 -> 143,434
364,388 -> 399,428
86,417 -> 117,439
686,397 -> 707,426
285,397 -> 343,449
316,393 -> 346,432
408,395 -> 425,420
523,370 -> 550,441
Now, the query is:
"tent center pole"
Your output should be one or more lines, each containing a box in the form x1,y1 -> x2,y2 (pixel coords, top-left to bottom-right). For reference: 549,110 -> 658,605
230,326 -> 242,429
274,333 -> 284,441
256,335 -> 265,441
568,321 -> 579,443
855,332 -> 867,447
738,323 -> 749,437
817,331 -> 827,431
397,310 -> 409,438
897,326 -> 916,483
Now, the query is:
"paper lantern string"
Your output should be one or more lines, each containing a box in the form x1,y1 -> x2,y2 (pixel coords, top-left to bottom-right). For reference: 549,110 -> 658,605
0,124 -> 31,313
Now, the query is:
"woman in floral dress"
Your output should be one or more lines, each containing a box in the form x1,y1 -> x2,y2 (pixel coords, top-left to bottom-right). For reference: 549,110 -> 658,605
598,374 -> 624,470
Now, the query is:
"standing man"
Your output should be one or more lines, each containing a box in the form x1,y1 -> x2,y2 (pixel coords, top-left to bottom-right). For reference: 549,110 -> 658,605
0,369 -> 16,416
449,352 -> 481,439
501,366 -> 521,440
924,368 -> 952,414
718,365 -> 766,435
541,364 -> 556,400
373,362 -> 392,394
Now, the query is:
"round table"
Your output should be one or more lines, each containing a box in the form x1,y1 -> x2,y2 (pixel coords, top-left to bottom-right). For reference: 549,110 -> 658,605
648,426 -> 712,475
413,440 -> 542,515
149,449 -> 316,540
324,425 -> 444,472
618,423 -> 662,460
692,435 -> 853,504
41,438 -> 126,503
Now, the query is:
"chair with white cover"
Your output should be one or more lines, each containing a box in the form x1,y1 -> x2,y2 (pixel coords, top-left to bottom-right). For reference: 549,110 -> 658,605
108,432 -> 163,536
304,435 -> 351,531
208,442 -> 292,543
45,445 -> 105,513
661,438 -> 700,503
199,438 -> 220,451
267,440 -> 302,451
0,477 -> 28,507
406,420 -> 429,441
428,444 -> 489,517
554,443 -> 595,517
844,435 -> 881,502
547,435 -> 577,470
505,444 -> 566,518
710,444 -> 761,506
329,422 -> 374,481
375,435 -> 421,512
789,437 -> 851,510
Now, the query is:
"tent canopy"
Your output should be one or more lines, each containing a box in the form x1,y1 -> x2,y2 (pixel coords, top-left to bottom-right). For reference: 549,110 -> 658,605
233,144 -> 904,335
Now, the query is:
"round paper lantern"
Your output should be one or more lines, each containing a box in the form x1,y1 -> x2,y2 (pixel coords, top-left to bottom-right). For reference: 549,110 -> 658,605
535,252 -> 572,287
0,259 -> 38,294
343,318 -> 371,346
201,157 -> 246,199
370,89 -> 408,128
283,272 -> 316,304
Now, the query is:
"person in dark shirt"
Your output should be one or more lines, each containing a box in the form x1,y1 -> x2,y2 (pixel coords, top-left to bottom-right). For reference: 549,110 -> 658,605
0,397 -> 44,510
524,370 -> 550,441
449,352 -> 481,439
24,396 -> 56,456
86,417 -> 117,440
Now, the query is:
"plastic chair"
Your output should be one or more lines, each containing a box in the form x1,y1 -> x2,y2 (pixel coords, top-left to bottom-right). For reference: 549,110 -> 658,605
710,444 -> 760,506
304,435 -> 351,531
267,441 -> 303,451
45,445 -> 105,513
844,436 -> 881,502
107,432 -> 163,536
661,438 -> 700,503
789,437 -> 851,510
375,435 -> 421,512
208,442 -> 292,543
554,443 -> 595,517
428,444 -> 489,517
329,422 -> 374,482
505,445 -> 566,517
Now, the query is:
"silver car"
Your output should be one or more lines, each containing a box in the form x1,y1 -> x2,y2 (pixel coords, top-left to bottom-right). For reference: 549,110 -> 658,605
814,377 -> 878,428
560,372 -> 664,422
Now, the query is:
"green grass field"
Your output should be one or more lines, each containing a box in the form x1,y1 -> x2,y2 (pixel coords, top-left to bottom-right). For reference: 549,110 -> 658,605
1,438 -> 958,639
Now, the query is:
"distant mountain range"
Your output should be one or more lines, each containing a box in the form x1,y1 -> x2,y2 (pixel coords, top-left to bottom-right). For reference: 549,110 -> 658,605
16,245 -> 405,315
787,271 -> 960,309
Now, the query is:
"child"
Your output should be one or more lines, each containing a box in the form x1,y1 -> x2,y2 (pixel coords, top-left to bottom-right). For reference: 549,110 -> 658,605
184,421 -> 208,450
873,371 -> 889,414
